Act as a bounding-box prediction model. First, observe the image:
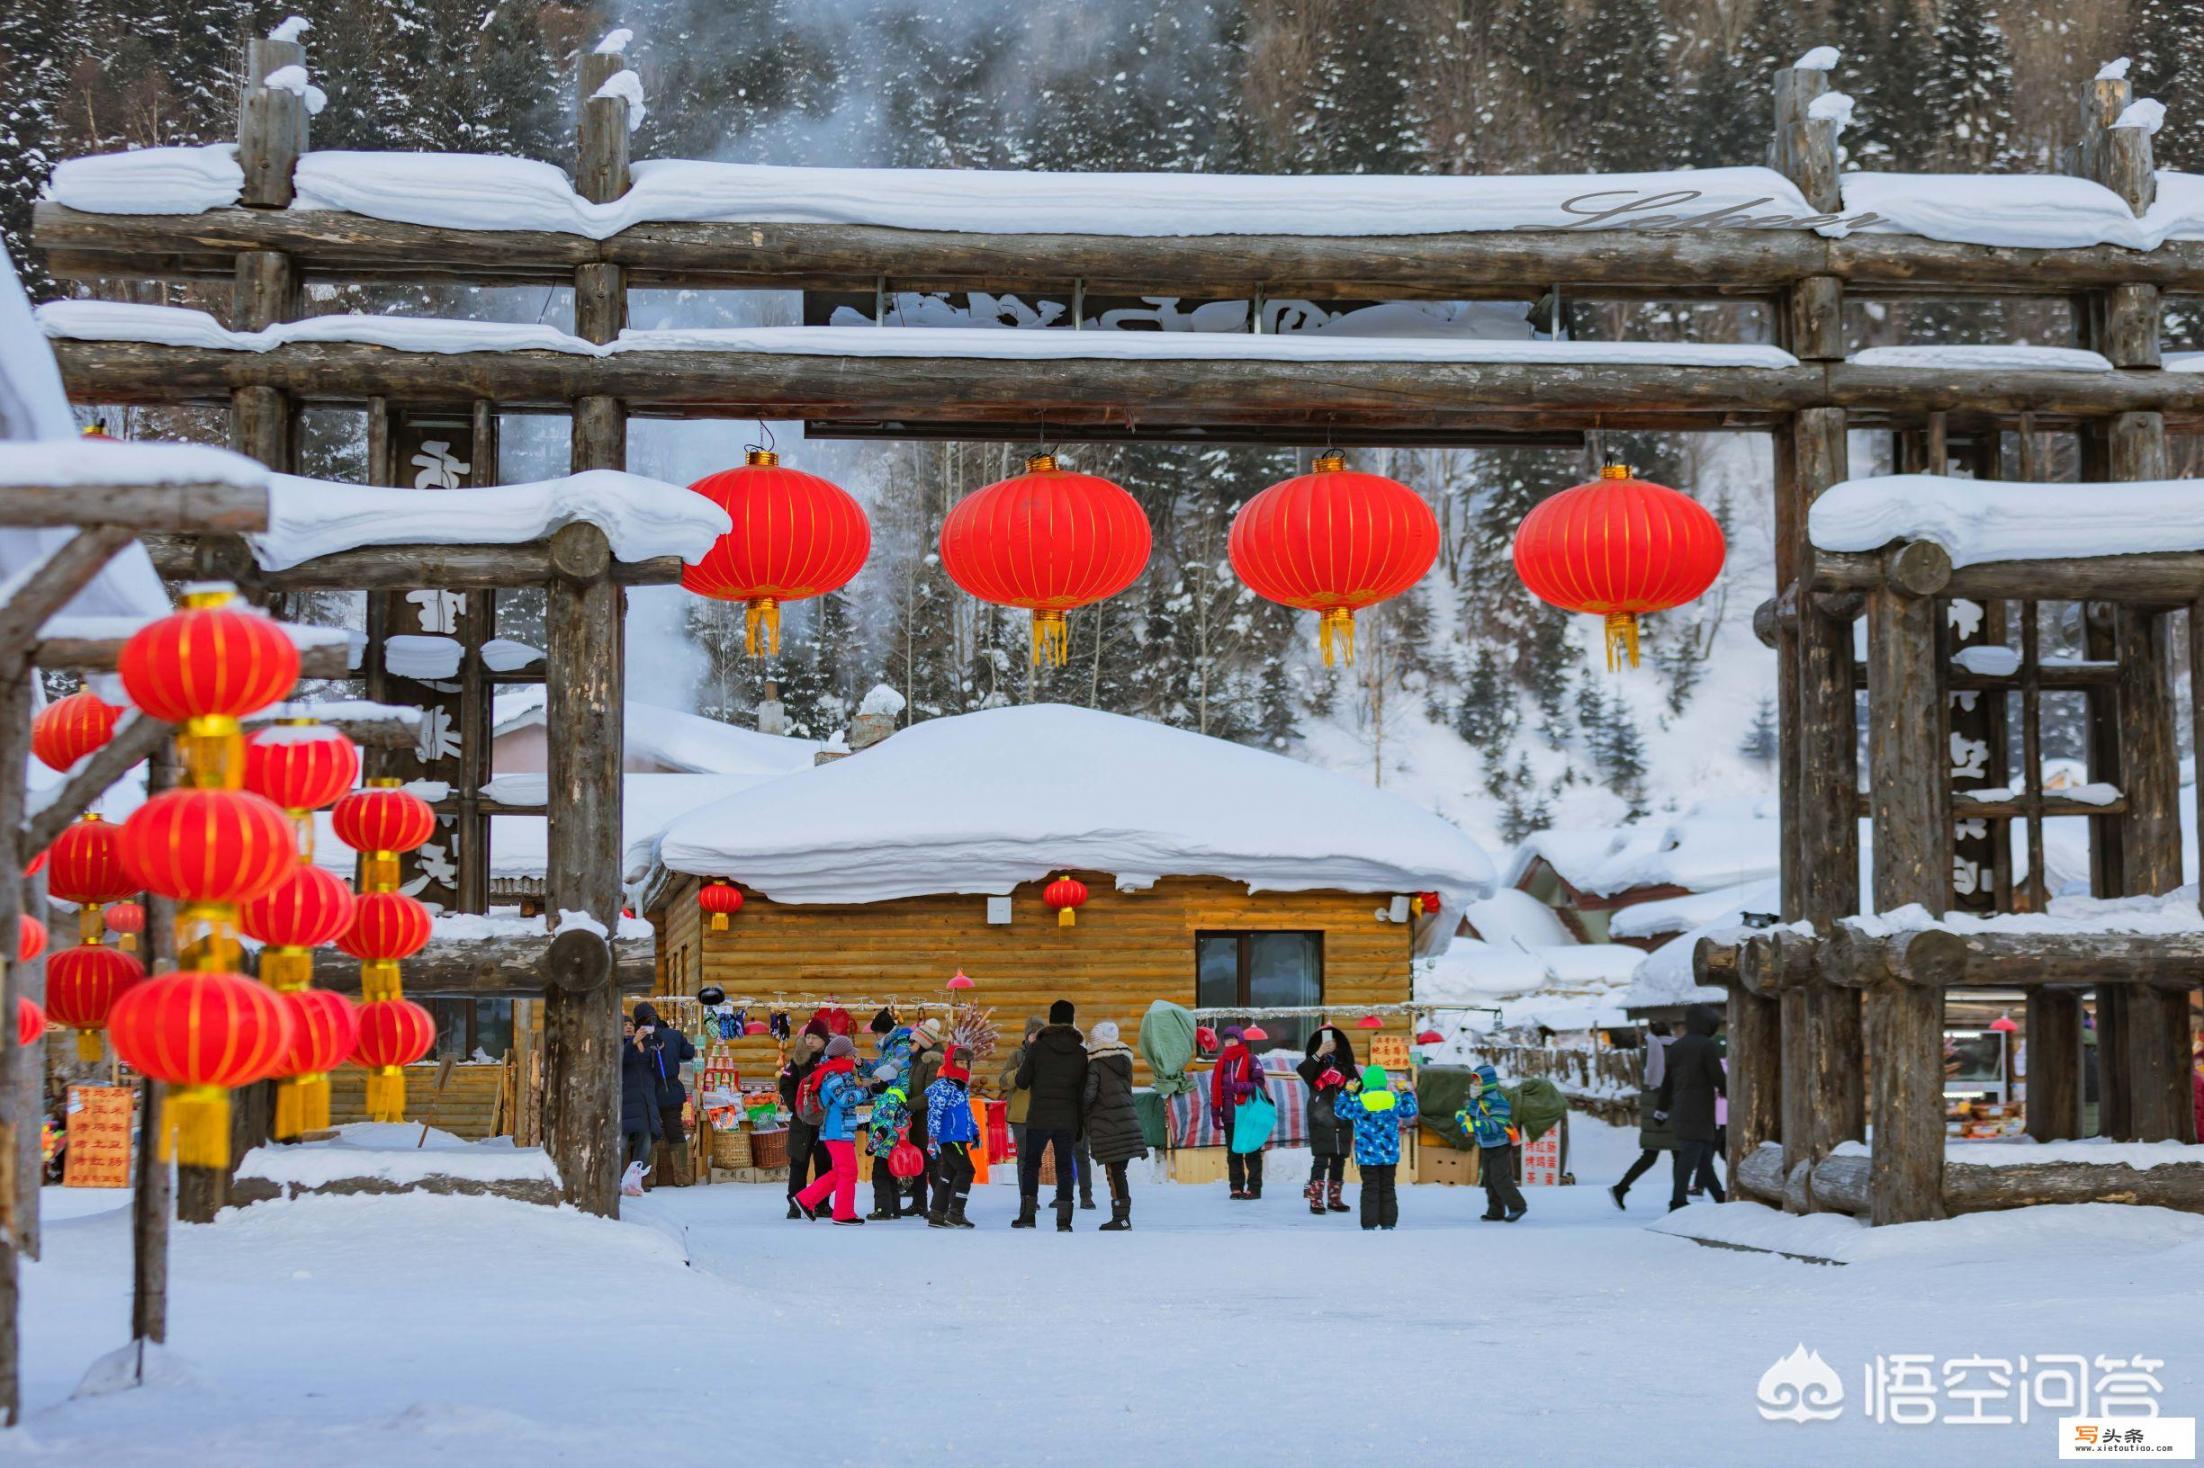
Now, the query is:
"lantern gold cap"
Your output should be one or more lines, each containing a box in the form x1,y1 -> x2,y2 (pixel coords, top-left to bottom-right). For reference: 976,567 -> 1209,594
368,776 -> 403,788
746,448 -> 779,467
1313,451 -> 1347,473
1025,452 -> 1059,473
1600,463 -> 1632,479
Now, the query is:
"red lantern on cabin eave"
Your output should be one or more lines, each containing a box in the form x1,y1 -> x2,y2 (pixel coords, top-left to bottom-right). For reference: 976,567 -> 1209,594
681,450 -> 870,657
698,880 -> 745,931
1043,874 -> 1089,929
939,453 -> 1151,667
32,689 -> 120,772
1511,464 -> 1726,672
1228,452 -> 1439,666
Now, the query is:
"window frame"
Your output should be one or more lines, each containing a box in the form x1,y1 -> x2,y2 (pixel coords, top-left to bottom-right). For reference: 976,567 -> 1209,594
1194,928 -> 1325,1031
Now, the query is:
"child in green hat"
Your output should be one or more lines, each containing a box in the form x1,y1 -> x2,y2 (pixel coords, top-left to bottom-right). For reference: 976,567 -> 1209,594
1332,1064 -> 1420,1229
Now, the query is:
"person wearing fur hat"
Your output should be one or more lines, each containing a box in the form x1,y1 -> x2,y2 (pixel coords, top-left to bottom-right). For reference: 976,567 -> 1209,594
925,1048 -> 982,1228
1014,999 -> 1087,1230
778,1019 -> 832,1219
793,1034 -> 868,1224
1334,1065 -> 1420,1230
1297,1025 -> 1359,1216
1081,1020 -> 1147,1230
1211,1023 -> 1268,1200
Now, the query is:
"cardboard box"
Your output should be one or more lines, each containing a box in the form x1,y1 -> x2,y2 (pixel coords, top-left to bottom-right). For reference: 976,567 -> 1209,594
1416,1138 -> 1481,1186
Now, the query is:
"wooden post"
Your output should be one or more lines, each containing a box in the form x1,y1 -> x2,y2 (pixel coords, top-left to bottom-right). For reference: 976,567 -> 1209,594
573,54 -> 631,471
132,744 -> 177,1353
0,675 -> 25,1426
1864,577 -> 1950,1225
541,524 -> 623,1216
238,35 -> 307,209
9,868 -> 44,1265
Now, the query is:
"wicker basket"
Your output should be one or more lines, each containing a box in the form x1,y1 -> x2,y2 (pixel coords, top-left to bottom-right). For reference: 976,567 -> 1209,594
711,1127 -> 752,1170
749,1128 -> 789,1170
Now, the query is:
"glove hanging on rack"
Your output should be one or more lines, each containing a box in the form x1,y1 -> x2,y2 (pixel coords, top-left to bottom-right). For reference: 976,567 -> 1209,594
769,1010 -> 791,1041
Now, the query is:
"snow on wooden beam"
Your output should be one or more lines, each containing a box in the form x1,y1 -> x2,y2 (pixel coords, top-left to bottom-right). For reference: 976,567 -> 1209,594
1815,544 -> 2204,601
141,534 -> 685,591
312,930 -> 652,998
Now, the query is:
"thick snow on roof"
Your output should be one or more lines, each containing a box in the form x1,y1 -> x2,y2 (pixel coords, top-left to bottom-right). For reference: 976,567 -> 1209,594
491,690 -> 820,777
1506,796 -> 1779,898
1810,473 -> 2204,567
1608,876 -> 1781,941
655,704 -> 1495,935
253,469 -> 729,570
1461,886 -> 1576,949
1417,939 -> 1644,1035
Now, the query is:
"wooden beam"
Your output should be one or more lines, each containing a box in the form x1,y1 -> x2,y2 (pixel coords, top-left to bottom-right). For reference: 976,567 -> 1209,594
0,481 -> 268,533
313,931 -> 653,997
1817,546 -> 2204,603
142,536 -> 684,591
33,637 -> 349,681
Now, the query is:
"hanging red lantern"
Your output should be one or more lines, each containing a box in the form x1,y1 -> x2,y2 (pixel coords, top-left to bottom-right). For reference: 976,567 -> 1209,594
103,900 -> 144,951
680,450 -> 870,657
109,969 -> 295,1167
32,689 -> 120,772
46,945 -> 145,1061
242,863 -> 356,991
352,998 -> 437,1122
121,787 -> 295,907
245,720 -> 361,853
274,988 -> 361,1139
743,1018 -> 770,1035
1228,452 -> 1438,666
16,915 -> 45,964
939,453 -> 1151,667
1416,891 -> 1442,916
331,780 -> 436,890
118,586 -> 299,784
338,890 -> 432,1001
698,880 -> 744,931
48,814 -> 135,907
1512,464 -> 1726,671
17,996 -> 44,1048
1042,874 -> 1089,929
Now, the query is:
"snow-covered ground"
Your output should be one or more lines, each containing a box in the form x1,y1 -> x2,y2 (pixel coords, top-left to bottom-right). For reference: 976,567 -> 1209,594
18,1119 -> 2202,1467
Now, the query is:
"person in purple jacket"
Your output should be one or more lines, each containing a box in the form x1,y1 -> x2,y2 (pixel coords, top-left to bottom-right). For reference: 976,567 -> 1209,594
1211,1023 -> 1268,1199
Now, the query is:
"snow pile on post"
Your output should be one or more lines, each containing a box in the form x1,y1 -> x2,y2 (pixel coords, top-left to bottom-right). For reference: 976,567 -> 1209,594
592,70 -> 646,132
252,469 -> 731,570
655,703 -> 1494,944
1810,473 -> 2204,567
260,64 -> 327,117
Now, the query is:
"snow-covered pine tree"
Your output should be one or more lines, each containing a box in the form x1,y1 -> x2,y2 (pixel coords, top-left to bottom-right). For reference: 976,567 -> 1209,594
1574,0 -> 1675,171
1739,695 -> 1779,763
1934,0 -> 2022,170
2131,0 -> 2204,172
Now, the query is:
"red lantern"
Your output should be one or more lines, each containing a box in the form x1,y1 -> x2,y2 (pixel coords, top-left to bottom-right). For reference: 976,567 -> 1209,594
17,996 -> 44,1048
47,814 -> 136,907
1416,1029 -> 1445,1046
680,450 -> 870,656
25,847 -> 46,879
352,998 -> 437,1122
32,689 -> 120,772
16,915 -> 45,964
242,863 -> 356,990
121,787 -> 296,906
274,988 -> 361,1138
1043,874 -> 1089,929
46,945 -> 145,1061
1511,464 -> 1726,671
118,589 -> 299,727
331,781 -> 436,890
1417,891 -> 1442,916
109,969 -> 295,1167
1228,452 -> 1439,666
939,453 -> 1151,666
698,880 -> 744,932
104,900 -> 144,951
339,890 -> 432,1000
245,722 -> 361,813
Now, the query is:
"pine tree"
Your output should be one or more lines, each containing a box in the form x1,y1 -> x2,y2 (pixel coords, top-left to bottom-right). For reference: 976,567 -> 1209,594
1574,0 -> 1674,171
1739,695 -> 1779,763
2131,0 -> 2204,173
1935,0 -> 2021,170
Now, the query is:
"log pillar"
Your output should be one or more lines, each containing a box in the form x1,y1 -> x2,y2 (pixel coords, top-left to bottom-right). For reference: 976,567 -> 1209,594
238,36 -> 307,209
133,744 -> 177,1350
1864,578 -> 1951,1225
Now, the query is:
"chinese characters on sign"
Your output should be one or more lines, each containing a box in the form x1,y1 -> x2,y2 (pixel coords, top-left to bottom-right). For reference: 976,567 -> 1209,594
62,1084 -> 132,1187
1759,1344 -> 2170,1430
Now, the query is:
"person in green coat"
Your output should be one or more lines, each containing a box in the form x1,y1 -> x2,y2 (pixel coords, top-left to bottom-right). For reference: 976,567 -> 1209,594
1610,1022 -> 1674,1210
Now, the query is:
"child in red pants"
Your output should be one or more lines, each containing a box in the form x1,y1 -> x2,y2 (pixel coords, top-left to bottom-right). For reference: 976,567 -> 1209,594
793,1035 -> 867,1224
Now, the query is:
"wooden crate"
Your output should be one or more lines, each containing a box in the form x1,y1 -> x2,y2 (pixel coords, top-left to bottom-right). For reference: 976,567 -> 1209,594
1417,1140 -> 1481,1186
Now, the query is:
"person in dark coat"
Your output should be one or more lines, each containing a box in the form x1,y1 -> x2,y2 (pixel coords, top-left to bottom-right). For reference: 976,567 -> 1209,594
1014,999 -> 1087,1231
619,1014 -> 662,1174
1655,1004 -> 1728,1210
1297,1025 -> 1358,1216
778,1019 -> 832,1219
1609,1022 -> 1673,1210
634,1002 -> 696,1188
1081,1021 -> 1148,1231
902,1018 -> 947,1215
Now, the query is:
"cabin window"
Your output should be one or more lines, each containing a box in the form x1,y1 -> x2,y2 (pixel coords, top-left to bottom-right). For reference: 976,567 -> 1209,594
1195,931 -> 1322,1053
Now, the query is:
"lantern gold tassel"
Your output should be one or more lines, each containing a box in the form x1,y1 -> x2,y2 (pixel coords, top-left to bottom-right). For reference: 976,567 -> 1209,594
261,947 -> 313,992
273,1076 -> 306,1141
300,1072 -> 331,1132
74,1030 -> 102,1063
710,912 -> 729,932
365,1065 -> 407,1123
1603,611 -> 1642,672
361,959 -> 402,1002
1058,907 -> 1076,929
1319,608 -> 1356,667
1030,609 -> 1070,667
162,1083 -> 231,1168
746,597 -> 782,658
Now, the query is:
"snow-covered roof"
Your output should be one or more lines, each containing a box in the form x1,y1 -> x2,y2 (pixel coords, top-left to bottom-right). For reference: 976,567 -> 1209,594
1416,938 -> 1644,1035
491,691 -> 820,778
653,703 -> 1494,944
1810,473 -> 2204,567
1607,876 -> 1781,941
1461,886 -> 1576,949
1621,928 -> 1733,1013
1506,797 -> 1780,899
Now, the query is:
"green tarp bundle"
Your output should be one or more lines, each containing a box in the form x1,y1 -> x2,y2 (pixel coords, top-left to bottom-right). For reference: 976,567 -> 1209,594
1413,1066 -> 1568,1151
1138,999 -> 1197,1099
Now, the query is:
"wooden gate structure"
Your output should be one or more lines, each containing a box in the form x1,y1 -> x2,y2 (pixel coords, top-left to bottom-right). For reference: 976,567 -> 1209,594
25,34 -> 2204,1277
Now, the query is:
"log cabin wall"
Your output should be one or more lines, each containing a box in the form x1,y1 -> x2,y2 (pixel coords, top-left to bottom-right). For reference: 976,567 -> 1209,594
650,872 -> 1416,1090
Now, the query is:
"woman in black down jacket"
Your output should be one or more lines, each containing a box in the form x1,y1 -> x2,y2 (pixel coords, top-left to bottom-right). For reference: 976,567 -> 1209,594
1296,1025 -> 1357,1216
1081,1020 -> 1147,1231
619,1014 -> 662,1181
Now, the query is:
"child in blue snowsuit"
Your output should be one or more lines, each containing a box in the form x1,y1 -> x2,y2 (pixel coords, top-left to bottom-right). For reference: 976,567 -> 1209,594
865,1084 -> 912,1220
1334,1064 -> 1419,1230
924,1053 -> 981,1229
1456,1062 -> 1527,1222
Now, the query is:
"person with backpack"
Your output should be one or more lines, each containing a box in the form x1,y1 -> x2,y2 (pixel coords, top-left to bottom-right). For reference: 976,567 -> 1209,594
1014,999 -> 1087,1231
925,1048 -> 982,1229
634,1002 -> 696,1188
865,1082 -> 913,1220
1655,1003 -> 1728,1210
793,1034 -> 868,1224
1297,1025 -> 1358,1216
1610,1022 -> 1673,1210
1457,1063 -> 1527,1223
778,1019 -> 832,1220
1210,1023 -> 1268,1200
1334,1065 -> 1419,1230
1080,1020 -> 1147,1231
903,1018 -> 947,1214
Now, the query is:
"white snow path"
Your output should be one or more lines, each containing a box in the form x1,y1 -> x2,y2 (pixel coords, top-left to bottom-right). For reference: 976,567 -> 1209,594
17,1120 -> 2204,1467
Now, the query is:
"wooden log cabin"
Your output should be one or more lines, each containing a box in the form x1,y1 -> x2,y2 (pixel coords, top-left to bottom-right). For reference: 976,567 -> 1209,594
632,702 -> 1495,1081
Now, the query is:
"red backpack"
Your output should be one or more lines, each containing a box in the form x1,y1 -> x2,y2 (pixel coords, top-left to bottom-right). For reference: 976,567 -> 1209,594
794,1069 -> 829,1127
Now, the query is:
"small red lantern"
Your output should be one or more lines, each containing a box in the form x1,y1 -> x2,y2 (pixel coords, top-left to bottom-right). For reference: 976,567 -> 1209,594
16,915 -> 45,964
352,998 -> 437,1122
331,781 -> 437,890
109,969 -> 295,1166
274,988 -> 361,1138
121,787 -> 296,906
25,847 -> 46,879
339,890 -> 432,1000
245,721 -> 361,815
1356,1014 -> 1384,1030
46,944 -> 145,1060
17,996 -> 44,1048
118,588 -> 299,727
1512,464 -> 1727,671
1416,891 -> 1442,916
698,880 -> 744,932
1229,452 -> 1439,666
939,453 -> 1152,666
946,971 -> 974,992
47,814 -> 136,908
1415,1029 -> 1445,1046
104,900 -> 145,951
681,450 -> 870,656
32,689 -> 120,772
1042,874 -> 1089,929
242,863 -> 356,990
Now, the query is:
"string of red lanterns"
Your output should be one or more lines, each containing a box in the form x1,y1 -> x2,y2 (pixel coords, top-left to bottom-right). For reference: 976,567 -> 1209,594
332,778 -> 438,1120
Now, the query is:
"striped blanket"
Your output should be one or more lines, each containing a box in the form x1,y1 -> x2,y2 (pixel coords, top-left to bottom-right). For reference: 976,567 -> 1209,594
1164,1066 -> 1311,1150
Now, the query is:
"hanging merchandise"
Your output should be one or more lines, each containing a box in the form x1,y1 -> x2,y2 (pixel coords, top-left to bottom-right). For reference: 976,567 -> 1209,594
680,449 -> 870,656
939,452 -> 1151,667
769,1011 -> 791,1041
31,689 -> 119,772
1043,875 -> 1088,929
1228,452 -> 1439,666
1511,464 -> 1726,671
